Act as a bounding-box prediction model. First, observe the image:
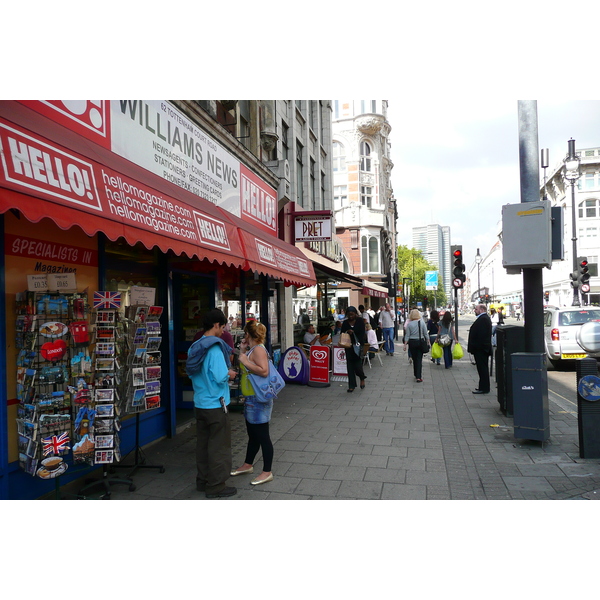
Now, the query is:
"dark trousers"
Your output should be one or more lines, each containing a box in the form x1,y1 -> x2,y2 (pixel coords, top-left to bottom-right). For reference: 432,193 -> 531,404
345,347 -> 366,390
195,406 -> 232,494
473,351 -> 490,392
408,340 -> 424,379
245,421 -> 274,472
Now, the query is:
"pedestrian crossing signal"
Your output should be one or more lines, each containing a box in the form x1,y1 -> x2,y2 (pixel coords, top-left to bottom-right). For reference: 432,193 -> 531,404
451,245 -> 465,289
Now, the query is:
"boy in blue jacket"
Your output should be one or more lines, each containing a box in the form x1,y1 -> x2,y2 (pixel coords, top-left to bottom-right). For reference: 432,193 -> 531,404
187,308 -> 238,498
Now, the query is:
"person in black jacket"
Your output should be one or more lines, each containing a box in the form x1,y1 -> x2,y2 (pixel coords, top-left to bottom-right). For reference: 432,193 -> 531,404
340,306 -> 367,392
467,304 -> 493,394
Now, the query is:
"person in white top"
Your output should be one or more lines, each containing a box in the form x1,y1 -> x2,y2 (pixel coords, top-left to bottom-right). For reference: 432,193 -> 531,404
365,323 -> 379,359
379,303 -> 396,356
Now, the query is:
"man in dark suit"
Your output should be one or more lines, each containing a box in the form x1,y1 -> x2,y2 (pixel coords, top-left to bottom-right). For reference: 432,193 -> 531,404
468,304 -> 493,394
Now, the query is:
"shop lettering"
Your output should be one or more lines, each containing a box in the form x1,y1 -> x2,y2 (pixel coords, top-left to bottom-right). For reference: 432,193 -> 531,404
7,137 -> 95,201
34,262 -> 77,274
12,238 -> 79,262
119,101 -> 204,167
198,219 -> 228,246
242,175 -> 276,229
256,241 -> 275,264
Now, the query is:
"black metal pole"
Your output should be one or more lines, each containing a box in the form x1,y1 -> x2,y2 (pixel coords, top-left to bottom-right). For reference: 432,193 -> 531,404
518,100 -> 545,354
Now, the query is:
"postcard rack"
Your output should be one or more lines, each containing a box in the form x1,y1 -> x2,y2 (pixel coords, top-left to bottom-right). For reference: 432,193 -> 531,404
109,304 -> 165,478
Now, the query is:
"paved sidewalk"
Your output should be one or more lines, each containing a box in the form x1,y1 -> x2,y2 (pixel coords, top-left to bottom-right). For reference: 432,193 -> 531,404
80,337 -> 600,500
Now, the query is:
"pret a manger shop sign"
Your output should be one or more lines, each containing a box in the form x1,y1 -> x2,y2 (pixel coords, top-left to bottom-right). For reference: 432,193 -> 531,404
294,214 -> 332,242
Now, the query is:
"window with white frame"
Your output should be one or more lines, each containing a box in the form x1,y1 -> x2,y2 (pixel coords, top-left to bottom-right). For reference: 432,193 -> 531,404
361,185 -> 372,208
334,185 -> 347,210
579,199 -> 600,219
360,100 -> 376,114
360,141 -> 372,172
361,234 -> 380,273
333,141 -> 345,172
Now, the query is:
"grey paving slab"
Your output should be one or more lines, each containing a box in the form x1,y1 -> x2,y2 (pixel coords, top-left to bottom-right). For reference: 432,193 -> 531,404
63,329 -> 600,502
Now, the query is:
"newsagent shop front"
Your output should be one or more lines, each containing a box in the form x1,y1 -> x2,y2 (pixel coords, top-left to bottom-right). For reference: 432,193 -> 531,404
0,101 -> 315,500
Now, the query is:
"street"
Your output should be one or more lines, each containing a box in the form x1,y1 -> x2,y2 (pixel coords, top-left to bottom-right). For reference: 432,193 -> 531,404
458,313 -> 581,417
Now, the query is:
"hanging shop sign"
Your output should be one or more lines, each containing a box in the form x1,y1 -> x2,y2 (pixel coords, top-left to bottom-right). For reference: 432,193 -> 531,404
294,213 -> 333,242
18,100 -> 278,237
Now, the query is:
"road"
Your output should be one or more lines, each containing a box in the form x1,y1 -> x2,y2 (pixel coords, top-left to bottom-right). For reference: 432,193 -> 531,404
457,313 -> 580,417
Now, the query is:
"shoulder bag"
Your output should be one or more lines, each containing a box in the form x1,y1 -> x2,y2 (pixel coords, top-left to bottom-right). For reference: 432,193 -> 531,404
246,345 -> 286,403
418,321 -> 430,354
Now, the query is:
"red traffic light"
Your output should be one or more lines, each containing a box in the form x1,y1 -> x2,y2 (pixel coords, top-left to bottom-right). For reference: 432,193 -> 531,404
453,249 -> 462,258
580,260 -> 588,268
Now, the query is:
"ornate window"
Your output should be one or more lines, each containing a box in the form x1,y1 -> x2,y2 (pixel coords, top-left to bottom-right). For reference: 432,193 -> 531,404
360,141 -> 372,172
361,234 -> 380,273
361,185 -> 372,208
333,141 -> 345,172
578,199 -> 600,219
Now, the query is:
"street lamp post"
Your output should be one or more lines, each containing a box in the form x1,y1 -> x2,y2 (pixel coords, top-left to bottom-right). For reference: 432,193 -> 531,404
564,138 -> 581,307
475,248 -> 482,304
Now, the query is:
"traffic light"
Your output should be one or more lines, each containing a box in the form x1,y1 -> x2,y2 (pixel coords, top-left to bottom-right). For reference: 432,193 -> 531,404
423,296 -> 428,309
579,257 -> 590,293
385,272 -> 393,295
484,294 -> 490,304
451,245 -> 465,289
544,291 -> 549,303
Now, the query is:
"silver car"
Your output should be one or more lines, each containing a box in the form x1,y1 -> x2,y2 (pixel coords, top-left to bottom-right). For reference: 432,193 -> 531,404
543,306 -> 600,366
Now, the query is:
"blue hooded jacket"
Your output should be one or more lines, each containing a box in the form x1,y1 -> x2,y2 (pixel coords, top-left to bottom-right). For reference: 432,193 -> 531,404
186,335 -> 232,376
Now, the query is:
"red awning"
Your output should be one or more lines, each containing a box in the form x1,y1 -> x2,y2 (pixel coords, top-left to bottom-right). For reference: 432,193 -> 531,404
362,281 -> 390,298
235,217 -> 316,287
0,101 -> 315,285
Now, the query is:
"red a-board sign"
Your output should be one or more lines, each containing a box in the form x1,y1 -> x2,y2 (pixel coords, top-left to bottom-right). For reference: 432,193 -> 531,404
308,345 -> 330,386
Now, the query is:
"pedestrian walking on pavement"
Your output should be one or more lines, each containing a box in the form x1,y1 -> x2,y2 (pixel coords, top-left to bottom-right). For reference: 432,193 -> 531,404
186,308 -> 238,498
437,311 -> 456,369
467,303 -> 493,394
379,302 -> 396,356
403,309 -> 429,382
427,309 -> 441,365
232,320 -> 275,486
341,306 -> 367,392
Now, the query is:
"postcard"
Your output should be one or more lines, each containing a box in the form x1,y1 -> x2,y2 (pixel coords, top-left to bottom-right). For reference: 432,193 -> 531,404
131,388 -> 146,407
132,367 -> 145,387
145,381 -> 160,395
145,351 -> 161,365
96,404 -> 114,418
146,337 -> 162,350
94,450 -> 114,464
95,435 -> 114,449
95,342 -> 115,356
95,311 -> 116,324
95,388 -> 114,402
145,395 -> 160,410
145,366 -> 161,381
95,358 -> 115,371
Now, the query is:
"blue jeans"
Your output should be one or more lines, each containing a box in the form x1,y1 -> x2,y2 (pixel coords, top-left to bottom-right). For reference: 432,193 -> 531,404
383,327 -> 394,354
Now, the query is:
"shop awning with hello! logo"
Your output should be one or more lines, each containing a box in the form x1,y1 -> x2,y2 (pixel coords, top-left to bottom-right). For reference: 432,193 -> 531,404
0,101 -> 316,287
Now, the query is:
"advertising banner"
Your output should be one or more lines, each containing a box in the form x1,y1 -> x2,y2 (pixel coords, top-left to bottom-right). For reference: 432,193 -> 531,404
18,100 -> 278,237
332,346 -> 348,377
308,346 -> 330,387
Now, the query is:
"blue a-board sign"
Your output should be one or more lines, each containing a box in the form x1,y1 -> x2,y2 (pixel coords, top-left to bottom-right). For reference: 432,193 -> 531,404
278,346 -> 309,385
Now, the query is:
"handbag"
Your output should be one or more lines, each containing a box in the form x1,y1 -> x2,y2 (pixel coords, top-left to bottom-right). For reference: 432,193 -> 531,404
418,321 -> 429,354
452,342 -> 464,360
339,332 -> 352,348
439,334 -> 452,347
246,345 -> 286,403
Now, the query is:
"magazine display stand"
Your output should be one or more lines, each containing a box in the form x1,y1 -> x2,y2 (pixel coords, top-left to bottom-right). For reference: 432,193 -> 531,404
15,291 -> 88,479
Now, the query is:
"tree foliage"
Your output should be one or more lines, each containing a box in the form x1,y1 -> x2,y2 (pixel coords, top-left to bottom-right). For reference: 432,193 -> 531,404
396,245 -> 447,308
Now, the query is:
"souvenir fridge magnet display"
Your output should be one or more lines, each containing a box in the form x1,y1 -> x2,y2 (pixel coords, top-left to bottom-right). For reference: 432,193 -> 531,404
40,339 -> 68,362
39,322 -> 68,337
37,456 -> 68,479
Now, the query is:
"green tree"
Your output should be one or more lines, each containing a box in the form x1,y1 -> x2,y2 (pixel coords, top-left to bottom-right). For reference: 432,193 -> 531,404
397,245 -> 446,309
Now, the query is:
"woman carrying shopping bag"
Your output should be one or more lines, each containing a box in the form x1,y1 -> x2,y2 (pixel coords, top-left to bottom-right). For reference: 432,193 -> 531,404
403,309 -> 429,382
437,311 -> 456,369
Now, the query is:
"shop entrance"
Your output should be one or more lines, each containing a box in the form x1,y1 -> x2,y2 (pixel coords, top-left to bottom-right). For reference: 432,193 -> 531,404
171,271 -> 215,413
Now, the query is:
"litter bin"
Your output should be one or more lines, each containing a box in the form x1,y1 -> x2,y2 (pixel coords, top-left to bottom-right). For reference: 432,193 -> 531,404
511,352 -> 549,442
495,325 -> 526,416
576,358 -> 600,458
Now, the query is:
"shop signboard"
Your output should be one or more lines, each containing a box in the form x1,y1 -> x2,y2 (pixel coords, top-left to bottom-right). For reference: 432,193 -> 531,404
278,346 -> 309,385
18,100 -> 278,237
332,346 -> 347,377
308,346 -> 330,387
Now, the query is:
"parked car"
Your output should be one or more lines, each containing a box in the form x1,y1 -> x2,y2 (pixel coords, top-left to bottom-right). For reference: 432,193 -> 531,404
543,306 -> 600,366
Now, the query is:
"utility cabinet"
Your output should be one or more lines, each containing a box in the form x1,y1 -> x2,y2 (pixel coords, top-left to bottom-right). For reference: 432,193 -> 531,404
511,352 -> 549,442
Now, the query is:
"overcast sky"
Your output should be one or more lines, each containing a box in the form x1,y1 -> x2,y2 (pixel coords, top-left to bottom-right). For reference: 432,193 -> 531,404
386,99 -> 600,269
